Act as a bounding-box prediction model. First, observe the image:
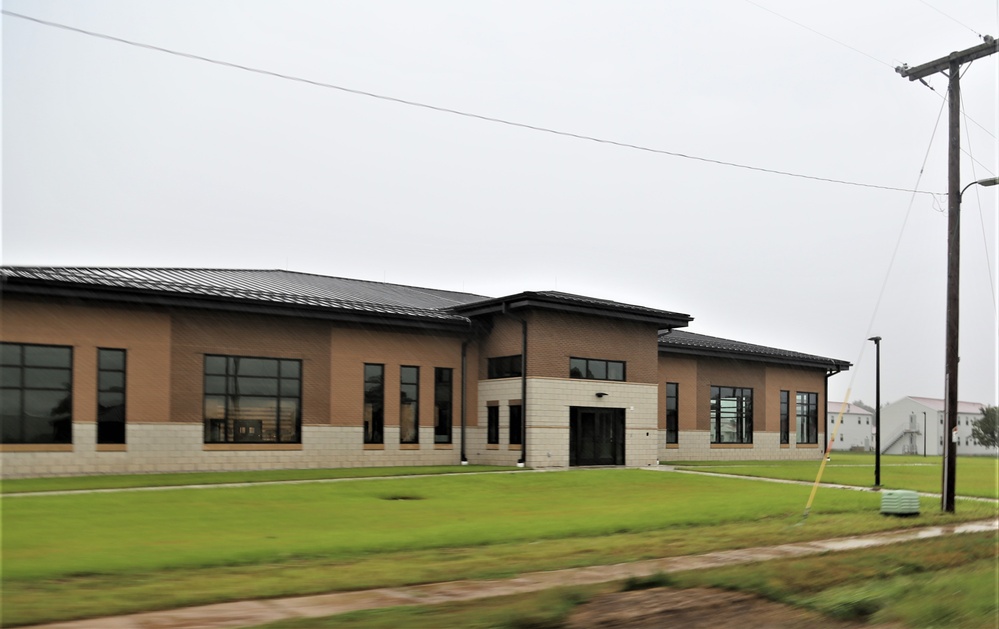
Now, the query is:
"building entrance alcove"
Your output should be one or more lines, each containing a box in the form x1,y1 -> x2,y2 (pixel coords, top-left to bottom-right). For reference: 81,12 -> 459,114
569,406 -> 625,466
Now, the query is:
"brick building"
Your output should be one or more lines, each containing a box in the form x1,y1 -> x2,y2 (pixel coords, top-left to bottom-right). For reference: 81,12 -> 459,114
0,267 -> 849,477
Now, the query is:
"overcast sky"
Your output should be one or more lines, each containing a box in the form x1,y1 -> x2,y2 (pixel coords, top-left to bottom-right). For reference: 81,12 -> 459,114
2,1 -> 997,409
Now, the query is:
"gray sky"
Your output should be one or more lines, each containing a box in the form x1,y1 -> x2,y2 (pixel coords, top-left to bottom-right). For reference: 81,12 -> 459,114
3,1 -> 997,409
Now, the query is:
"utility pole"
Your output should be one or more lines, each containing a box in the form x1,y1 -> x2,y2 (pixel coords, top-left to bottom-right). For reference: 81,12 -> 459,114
868,336 -> 881,487
896,36 -> 997,512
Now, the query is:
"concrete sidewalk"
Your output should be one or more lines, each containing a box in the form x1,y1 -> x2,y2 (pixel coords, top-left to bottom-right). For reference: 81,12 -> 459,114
33,519 -> 998,629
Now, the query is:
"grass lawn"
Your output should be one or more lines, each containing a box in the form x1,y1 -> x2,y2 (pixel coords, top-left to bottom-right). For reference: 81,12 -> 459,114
248,532 -> 998,629
674,452 -> 999,498
2,469 -> 995,627
0,464 -> 521,494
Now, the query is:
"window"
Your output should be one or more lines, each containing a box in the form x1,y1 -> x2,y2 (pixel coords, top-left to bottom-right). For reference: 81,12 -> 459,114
434,368 -> 452,444
488,355 -> 522,379
866,418 -> 870,424
840,433 -> 844,441
857,419 -> 861,425
796,392 -> 819,444
710,386 -> 752,444
569,357 -> 625,381
780,390 -> 790,444
97,348 -> 126,444
203,355 -> 301,444
487,405 -> 499,444
665,382 -> 679,444
400,366 -> 419,444
364,364 -> 384,444
509,404 -> 523,445
1,343 -> 73,444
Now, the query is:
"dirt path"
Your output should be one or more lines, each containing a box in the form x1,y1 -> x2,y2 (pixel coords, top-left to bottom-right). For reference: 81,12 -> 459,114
31,519 -> 996,629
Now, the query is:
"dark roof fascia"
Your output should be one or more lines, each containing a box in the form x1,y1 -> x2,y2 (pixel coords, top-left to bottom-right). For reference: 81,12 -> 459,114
454,294 -> 692,328
658,342 -> 851,372
3,282 -> 472,333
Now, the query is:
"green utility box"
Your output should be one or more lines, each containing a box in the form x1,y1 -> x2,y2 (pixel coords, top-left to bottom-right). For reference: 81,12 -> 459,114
880,490 -> 920,516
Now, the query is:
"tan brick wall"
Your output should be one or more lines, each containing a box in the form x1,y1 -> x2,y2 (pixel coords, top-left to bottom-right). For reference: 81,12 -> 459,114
170,309 -> 332,426
0,296 -> 172,425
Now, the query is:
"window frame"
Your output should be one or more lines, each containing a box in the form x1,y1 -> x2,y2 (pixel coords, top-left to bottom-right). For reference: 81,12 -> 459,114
487,355 -> 523,379
779,390 -> 790,445
434,367 -> 452,444
1,342 -> 74,444
796,391 -> 819,444
569,357 -> 626,382
203,354 -> 302,444
509,404 -> 523,445
400,365 -> 419,444
97,348 -> 127,445
665,382 -> 679,444
487,405 -> 500,444
364,363 -> 384,444
709,385 -> 753,444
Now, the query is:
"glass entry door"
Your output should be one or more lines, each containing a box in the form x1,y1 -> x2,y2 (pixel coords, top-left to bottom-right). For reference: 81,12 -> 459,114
569,407 -> 625,466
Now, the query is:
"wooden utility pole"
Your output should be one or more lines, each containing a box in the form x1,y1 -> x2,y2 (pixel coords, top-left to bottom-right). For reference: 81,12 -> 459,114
896,36 -> 997,512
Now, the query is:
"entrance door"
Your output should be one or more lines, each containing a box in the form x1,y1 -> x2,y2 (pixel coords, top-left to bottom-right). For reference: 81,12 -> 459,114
570,407 -> 625,466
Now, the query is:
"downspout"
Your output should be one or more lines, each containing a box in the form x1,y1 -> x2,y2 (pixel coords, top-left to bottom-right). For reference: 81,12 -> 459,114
460,339 -> 468,464
519,318 -> 528,467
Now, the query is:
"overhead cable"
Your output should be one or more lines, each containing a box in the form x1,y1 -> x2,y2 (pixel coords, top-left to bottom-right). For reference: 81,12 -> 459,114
1,9 -> 951,196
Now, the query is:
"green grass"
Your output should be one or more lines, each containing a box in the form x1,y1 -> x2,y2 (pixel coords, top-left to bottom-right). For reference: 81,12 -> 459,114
674,452 -> 999,498
248,533 -> 998,629
667,531 -> 999,628
0,465 -> 520,494
3,470 -> 995,626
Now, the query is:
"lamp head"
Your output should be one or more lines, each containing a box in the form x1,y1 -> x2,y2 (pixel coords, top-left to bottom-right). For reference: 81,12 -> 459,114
868,336 -> 882,343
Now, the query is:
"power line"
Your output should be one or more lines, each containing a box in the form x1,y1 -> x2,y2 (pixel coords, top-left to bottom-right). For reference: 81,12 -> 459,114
742,0 -> 895,68
918,0 -> 986,39
743,0 -> 996,144
0,9 -> 949,197
961,91 -> 998,315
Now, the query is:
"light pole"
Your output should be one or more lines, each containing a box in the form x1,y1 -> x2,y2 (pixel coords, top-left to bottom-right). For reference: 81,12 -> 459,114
868,336 -> 881,487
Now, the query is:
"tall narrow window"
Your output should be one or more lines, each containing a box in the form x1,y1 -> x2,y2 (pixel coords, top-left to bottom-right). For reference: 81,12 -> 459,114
400,366 -> 419,444
204,355 -> 301,443
434,368 -> 452,444
796,392 -> 818,444
97,349 -> 126,444
709,386 -> 753,444
665,382 -> 679,444
779,390 -> 790,445
509,404 -> 523,445
487,405 -> 499,444
1,343 -> 73,444
364,364 -> 384,444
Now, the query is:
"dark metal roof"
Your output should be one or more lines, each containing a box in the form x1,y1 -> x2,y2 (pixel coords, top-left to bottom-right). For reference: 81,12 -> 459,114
658,329 -> 850,370
1,267 -> 487,324
452,290 -> 693,327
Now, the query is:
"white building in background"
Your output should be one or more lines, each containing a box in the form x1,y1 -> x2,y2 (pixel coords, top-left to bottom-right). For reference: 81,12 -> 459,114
879,396 -> 993,456
826,402 -> 874,451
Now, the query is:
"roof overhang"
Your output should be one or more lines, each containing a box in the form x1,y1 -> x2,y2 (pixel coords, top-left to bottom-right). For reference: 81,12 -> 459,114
658,342 -> 851,372
453,292 -> 693,328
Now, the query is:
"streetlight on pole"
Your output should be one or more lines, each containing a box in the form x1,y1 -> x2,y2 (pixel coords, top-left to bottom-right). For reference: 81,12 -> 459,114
868,336 -> 882,487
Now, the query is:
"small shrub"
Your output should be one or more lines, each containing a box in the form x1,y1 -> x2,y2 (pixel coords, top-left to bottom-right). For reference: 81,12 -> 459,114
622,571 -> 675,591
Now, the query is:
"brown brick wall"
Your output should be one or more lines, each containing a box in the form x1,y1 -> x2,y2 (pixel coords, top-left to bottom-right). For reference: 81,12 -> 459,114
170,310 -> 332,425
694,357 -> 768,432
657,354 -> 698,430
0,296 -> 172,424
477,311 -> 658,383
329,324 -> 472,429
658,352 -> 827,435
764,365 -> 826,433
